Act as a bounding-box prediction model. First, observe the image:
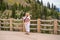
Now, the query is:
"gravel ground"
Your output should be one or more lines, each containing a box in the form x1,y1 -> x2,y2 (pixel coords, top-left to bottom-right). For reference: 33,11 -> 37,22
0,31 -> 60,40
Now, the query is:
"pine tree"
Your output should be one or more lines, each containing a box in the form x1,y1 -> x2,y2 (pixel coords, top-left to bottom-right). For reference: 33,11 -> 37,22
51,3 -> 54,9
0,2 -> 1,10
37,0 -> 40,4
1,2 -> 6,11
0,0 -> 3,10
41,0 -> 43,5
28,0 -> 31,3
19,4 -> 22,10
13,3 -> 17,10
43,7 -> 48,19
11,3 -> 17,18
47,2 -> 50,9
54,5 -> 56,10
0,0 -> 3,4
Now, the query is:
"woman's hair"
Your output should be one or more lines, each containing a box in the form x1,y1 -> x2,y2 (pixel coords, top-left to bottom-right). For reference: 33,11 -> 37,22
25,12 -> 30,16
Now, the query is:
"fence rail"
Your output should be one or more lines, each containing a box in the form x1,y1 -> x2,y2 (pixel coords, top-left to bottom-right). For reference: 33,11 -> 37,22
0,19 -> 60,34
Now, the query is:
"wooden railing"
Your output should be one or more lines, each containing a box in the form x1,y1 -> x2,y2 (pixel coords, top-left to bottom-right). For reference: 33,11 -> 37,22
0,19 -> 60,34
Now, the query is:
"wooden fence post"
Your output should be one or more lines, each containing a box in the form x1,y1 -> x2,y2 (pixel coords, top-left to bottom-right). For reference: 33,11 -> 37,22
37,19 -> 41,33
10,18 -> 13,31
4,20 -> 5,30
54,19 -> 58,34
0,21 -> 1,30
22,20 -> 25,32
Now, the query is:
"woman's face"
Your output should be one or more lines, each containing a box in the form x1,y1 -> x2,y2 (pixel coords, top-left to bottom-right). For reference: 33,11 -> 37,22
25,13 -> 29,16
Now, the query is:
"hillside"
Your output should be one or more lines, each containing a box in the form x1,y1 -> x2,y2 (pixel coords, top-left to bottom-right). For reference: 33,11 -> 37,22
3,0 -> 35,7
0,0 -> 60,19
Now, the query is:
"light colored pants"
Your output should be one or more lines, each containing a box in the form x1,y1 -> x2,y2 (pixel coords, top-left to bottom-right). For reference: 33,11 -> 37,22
24,23 -> 30,32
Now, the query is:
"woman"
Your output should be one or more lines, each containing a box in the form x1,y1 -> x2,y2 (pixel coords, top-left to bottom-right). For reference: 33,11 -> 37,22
23,12 -> 30,35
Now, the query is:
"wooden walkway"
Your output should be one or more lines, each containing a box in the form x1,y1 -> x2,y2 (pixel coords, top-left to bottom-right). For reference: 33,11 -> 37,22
0,31 -> 60,40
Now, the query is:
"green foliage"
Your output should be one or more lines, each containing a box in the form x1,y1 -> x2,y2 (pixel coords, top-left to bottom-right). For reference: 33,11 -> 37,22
40,0 -> 43,5
47,2 -> 50,9
37,0 -> 40,4
0,0 -> 59,19
0,2 -> 6,11
23,6 -> 30,12
11,5 -> 16,18
18,4 -> 23,10
25,0 -> 31,3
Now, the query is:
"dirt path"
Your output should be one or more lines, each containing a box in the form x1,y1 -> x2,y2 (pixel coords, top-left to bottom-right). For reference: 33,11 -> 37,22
0,31 -> 60,40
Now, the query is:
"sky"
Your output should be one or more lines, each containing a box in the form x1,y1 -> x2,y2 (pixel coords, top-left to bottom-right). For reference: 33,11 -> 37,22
39,0 -> 60,8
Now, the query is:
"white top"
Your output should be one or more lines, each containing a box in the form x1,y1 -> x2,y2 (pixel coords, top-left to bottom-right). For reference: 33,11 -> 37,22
23,16 -> 30,24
